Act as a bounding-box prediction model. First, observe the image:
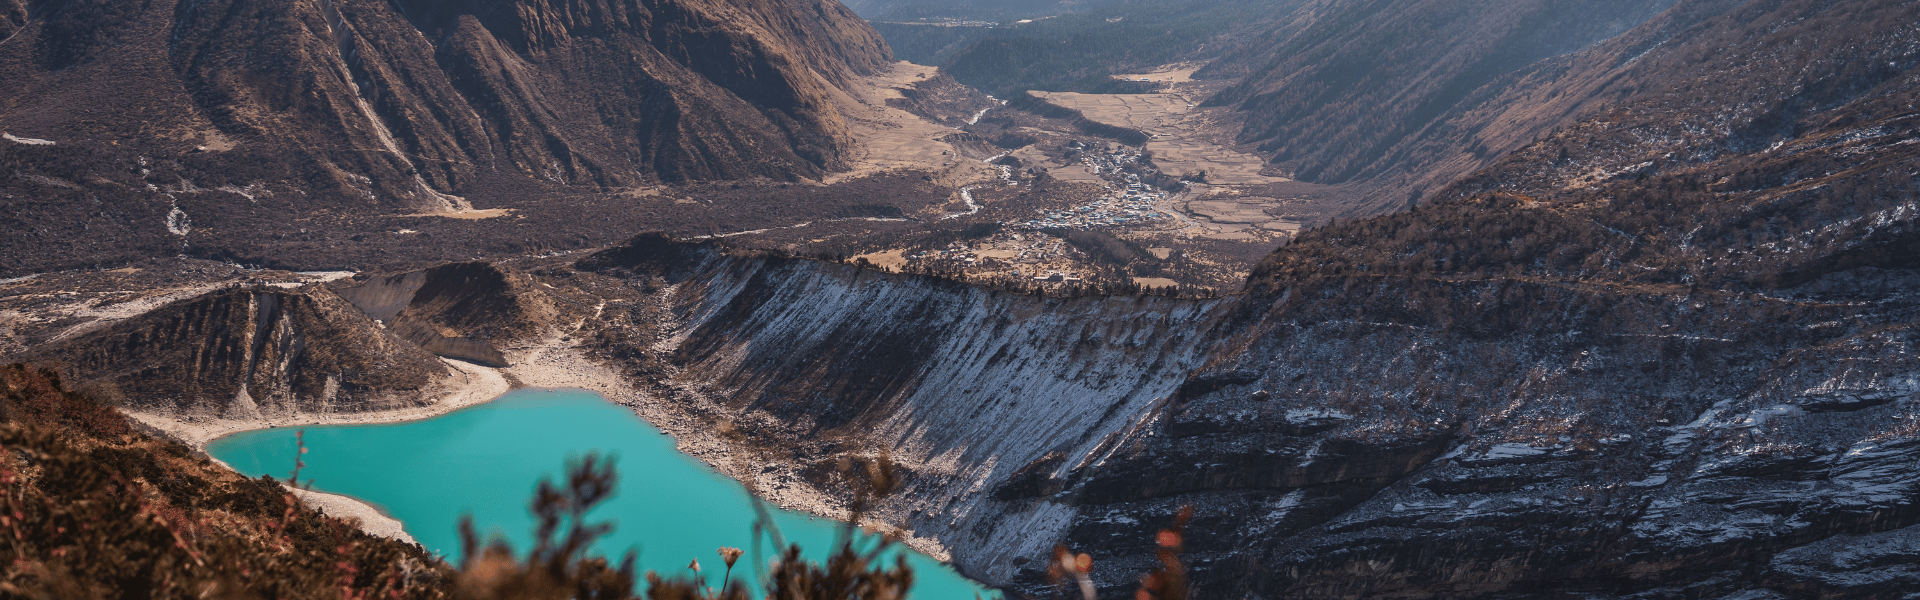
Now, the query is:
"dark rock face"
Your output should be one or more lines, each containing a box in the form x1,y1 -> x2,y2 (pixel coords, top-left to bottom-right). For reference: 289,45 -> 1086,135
0,0 -> 889,205
1016,277 -> 1920,598
37,286 -> 448,418
331,261 -> 551,367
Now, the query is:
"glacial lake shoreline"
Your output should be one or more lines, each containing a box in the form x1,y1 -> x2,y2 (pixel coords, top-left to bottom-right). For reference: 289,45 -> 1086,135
207,388 -> 998,599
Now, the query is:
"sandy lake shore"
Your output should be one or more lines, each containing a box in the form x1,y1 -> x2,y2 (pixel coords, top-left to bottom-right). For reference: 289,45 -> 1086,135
126,357 -> 511,544
128,323 -> 953,564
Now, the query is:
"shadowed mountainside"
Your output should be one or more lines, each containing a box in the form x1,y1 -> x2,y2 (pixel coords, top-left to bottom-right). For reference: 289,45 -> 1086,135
1202,0 -> 1678,194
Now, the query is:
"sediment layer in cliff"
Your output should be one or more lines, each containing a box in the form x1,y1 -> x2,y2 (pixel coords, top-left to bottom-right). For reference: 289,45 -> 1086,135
36,285 -> 449,419
574,235 -> 1227,579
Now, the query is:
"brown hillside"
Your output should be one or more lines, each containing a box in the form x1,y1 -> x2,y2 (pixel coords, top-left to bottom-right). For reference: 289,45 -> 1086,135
1205,0 -> 1678,198
0,0 -> 890,202
36,285 -> 450,419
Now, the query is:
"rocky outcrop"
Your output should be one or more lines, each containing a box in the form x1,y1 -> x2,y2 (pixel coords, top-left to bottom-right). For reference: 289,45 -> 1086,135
885,71 -> 997,127
331,262 -> 554,367
575,236 -> 1226,582
563,201 -> 1920,599
38,285 -> 448,419
1016,275 -> 1920,598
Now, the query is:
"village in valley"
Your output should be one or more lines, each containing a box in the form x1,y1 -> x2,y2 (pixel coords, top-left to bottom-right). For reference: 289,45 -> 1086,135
720,61 -> 1353,293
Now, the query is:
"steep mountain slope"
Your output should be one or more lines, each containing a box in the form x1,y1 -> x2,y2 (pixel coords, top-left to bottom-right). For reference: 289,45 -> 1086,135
331,262 -> 557,367
1204,0 -> 1679,194
0,0 -> 899,277
935,0 -> 1297,96
574,236 -> 1225,579
0,0 -> 888,204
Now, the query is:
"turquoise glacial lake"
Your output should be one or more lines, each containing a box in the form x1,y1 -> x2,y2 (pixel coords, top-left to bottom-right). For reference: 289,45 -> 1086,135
207,389 -> 996,599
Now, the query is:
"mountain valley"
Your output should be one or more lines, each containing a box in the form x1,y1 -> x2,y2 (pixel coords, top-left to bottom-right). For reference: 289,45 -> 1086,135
5,0 -> 1920,598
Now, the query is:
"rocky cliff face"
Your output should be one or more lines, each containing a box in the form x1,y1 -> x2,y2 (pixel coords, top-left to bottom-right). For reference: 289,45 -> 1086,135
1026,276 -> 1920,598
36,285 -> 449,419
569,230 -> 1920,599
8,260 -> 559,421
575,236 -> 1226,581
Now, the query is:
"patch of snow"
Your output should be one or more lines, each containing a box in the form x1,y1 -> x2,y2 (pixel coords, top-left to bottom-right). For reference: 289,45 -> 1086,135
296,271 -> 356,282
1478,443 -> 1549,460
1736,404 -> 1806,430
3,133 -> 53,145
1284,408 -> 1351,422
166,203 -> 191,236
1295,439 -> 1325,467
215,183 -> 271,202
1262,490 -> 1305,522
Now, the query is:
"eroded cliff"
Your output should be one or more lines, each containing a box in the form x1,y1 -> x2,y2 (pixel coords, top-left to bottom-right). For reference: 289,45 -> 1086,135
574,236 -> 1227,580
558,225 -> 1919,599
35,285 -> 449,419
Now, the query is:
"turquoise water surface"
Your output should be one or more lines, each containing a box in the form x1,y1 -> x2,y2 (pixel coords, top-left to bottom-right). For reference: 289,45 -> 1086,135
206,389 -> 996,599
